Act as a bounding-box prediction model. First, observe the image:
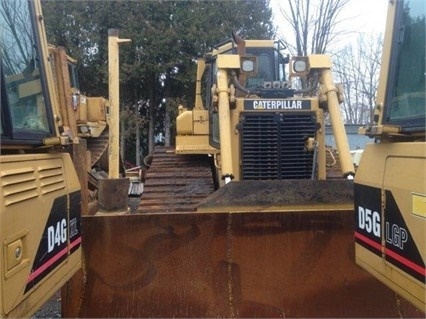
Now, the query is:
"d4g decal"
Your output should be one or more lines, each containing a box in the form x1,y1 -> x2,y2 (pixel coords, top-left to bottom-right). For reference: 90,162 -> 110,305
25,191 -> 81,293
354,184 -> 425,283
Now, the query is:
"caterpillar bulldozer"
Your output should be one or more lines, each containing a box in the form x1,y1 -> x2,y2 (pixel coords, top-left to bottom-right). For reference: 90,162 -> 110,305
1,0 -> 424,318
0,0 -> 83,317
138,36 -> 357,215
0,0 -> 128,317
354,0 -> 425,312
47,44 -> 123,215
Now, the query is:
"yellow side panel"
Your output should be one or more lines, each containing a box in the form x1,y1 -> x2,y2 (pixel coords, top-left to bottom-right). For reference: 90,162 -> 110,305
0,153 -> 81,318
176,110 -> 193,135
354,142 -> 426,312
175,135 -> 218,154
216,54 -> 240,69
412,193 -> 426,218
308,54 -> 332,69
193,110 -> 209,135
87,97 -> 107,122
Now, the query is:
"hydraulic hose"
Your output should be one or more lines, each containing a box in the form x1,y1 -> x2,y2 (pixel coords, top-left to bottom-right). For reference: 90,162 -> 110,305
311,141 -> 319,180
231,70 -> 251,95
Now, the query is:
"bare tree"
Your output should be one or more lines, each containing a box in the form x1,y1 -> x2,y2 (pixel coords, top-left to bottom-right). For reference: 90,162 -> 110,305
275,0 -> 382,125
333,33 -> 383,124
277,0 -> 351,55
0,0 -> 34,74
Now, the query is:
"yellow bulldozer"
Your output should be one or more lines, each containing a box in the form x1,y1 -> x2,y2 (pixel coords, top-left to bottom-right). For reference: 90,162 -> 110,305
0,1 -> 83,317
0,0 -> 424,318
354,0 -> 425,312
138,35 -> 356,215
47,44 -> 118,215
0,0 -> 128,317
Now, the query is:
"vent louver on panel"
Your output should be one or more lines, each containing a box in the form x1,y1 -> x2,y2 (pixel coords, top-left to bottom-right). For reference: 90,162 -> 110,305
240,112 -> 317,180
1,159 -> 66,206
39,164 -> 66,194
1,168 -> 37,206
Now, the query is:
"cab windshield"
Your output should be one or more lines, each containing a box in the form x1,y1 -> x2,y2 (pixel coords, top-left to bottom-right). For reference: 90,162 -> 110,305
384,0 -> 426,132
0,0 -> 54,143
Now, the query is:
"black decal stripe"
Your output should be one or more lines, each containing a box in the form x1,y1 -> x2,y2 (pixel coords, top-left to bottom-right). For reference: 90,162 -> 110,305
24,191 -> 82,294
386,247 -> 426,283
384,190 -> 425,283
69,190 -> 82,254
355,231 -> 425,282
354,183 -> 382,255
356,183 -> 425,284
355,231 -> 382,255
25,236 -> 81,291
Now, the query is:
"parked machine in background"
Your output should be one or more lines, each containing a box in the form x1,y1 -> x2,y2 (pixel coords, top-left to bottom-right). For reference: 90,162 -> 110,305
140,33 -> 356,214
355,0 -> 425,312
177,35 -> 354,183
47,45 -> 114,214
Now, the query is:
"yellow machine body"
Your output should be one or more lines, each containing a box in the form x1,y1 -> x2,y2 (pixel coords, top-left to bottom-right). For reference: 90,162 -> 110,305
0,154 -> 82,318
176,40 -> 355,188
355,0 -> 425,311
0,1 -> 83,317
48,45 -> 109,138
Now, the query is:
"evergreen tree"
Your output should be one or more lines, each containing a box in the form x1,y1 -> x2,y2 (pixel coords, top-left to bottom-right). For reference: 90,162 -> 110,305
42,0 -> 275,161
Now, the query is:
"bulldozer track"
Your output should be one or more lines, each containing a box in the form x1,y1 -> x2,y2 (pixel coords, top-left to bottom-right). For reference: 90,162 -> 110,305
86,128 -> 109,168
138,147 -> 216,213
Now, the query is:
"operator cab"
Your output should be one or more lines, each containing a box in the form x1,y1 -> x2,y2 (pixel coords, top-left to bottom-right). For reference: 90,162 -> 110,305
363,0 -> 426,138
205,39 -> 292,100
382,0 -> 425,133
243,42 -> 291,95
0,0 -> 56,148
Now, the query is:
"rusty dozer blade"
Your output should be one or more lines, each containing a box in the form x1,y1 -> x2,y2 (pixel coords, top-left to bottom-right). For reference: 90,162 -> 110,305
62,210 -> 423,317
197,179 -> 354,213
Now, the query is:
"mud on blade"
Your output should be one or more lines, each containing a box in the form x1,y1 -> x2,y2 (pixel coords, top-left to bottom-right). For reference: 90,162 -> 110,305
197,179 -> 354,213
62,212 -> 422,318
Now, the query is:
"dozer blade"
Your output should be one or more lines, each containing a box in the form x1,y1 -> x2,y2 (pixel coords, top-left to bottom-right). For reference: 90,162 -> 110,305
197,179 -> 354,213
62,211 -> 423,318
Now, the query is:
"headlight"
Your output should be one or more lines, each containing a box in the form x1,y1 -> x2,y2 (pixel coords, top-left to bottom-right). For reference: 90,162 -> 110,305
293,59 -> 308,73
242,59 -> 254,72
72,91 -> 80,110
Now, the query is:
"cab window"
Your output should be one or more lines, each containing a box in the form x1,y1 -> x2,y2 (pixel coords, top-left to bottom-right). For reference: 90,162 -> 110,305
0,0 -> 54,142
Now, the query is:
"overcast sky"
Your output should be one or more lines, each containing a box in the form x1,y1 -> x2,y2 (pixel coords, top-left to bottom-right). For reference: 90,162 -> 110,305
270,0 -> 388,49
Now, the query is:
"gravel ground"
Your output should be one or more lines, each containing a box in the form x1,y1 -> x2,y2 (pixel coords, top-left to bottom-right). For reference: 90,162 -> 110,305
31,291 -> 61,319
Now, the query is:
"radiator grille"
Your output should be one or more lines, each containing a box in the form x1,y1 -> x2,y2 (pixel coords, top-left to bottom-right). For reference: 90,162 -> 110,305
240,112 -> 317,180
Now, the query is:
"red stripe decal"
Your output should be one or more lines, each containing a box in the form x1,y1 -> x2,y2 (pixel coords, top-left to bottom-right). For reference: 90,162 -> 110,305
354,231 -> 382,252
70,236 -> 82,249
385,247 -> 426,277
27,236 -> 81,283
355,231 -> 425,277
